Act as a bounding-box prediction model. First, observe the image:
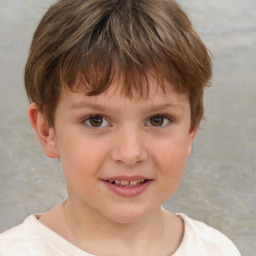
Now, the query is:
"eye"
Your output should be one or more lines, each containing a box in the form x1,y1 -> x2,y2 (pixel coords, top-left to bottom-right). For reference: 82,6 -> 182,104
84,115 -> 110,128
146,115 -> 171,127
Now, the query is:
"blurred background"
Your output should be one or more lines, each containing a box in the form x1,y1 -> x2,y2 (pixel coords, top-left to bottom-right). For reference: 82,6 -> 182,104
0,0 -> 255,255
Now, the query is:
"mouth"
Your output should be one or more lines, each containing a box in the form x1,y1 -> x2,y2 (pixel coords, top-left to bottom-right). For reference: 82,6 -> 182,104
102,177 -> 152,197
106,179 -> 149,187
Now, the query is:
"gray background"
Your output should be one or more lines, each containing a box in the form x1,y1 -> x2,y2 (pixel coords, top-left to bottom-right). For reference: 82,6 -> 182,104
0,0 -> 255,255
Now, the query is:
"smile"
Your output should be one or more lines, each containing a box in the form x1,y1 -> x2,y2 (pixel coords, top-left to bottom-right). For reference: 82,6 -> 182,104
103,177 -> 152,197
107,180 -> 147,186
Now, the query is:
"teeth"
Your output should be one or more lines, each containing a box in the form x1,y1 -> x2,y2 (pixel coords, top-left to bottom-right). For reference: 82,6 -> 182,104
129,180 -> 139,186
120,180 -> 129,186
110,180 -> 146,186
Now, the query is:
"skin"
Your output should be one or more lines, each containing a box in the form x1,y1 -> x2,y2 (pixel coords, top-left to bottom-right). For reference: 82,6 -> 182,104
28,78 -> 197,256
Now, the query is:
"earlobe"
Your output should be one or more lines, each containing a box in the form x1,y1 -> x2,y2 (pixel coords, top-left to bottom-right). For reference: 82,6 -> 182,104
28,103 -> 59,158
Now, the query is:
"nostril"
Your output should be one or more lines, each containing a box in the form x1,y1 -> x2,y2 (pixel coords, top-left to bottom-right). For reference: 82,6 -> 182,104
110,147 -> 148,167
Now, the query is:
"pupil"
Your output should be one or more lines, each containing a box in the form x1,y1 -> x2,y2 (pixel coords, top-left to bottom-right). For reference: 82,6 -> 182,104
90,116 -> 103,127
150,116 -> 163,126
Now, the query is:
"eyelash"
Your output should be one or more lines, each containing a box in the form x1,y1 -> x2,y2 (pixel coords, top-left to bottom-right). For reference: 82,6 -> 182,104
146,114 -> 173,128
82,115 -> 111,128
82,114 -> 173,128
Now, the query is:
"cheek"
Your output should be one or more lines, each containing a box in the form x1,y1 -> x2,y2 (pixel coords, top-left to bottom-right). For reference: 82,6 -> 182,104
57,135 -> 106,187
155,138 -> 189,169
154,140 -> 188,199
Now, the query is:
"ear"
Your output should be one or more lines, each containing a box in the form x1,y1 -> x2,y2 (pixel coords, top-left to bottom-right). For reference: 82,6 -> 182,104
28,103 -> 59,158
187,127 -> 198,156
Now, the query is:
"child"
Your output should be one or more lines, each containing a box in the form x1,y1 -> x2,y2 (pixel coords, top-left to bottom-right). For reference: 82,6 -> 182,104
0,0 -> 241,255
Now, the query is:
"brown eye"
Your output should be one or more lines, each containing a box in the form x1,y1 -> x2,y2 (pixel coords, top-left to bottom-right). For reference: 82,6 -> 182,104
84,115 -> 110,128
88,116 -> 103,127
149,116 -> 164,126
146,115 -> 171,127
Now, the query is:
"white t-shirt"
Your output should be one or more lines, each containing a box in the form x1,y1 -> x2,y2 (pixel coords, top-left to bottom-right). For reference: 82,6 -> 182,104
0,213 -> 241,256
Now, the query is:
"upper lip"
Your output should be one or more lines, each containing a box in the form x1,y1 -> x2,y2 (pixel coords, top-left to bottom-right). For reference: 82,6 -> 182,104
102,175 -> 152,181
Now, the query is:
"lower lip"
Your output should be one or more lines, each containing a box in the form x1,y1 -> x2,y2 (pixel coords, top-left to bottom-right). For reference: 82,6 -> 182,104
103,180 -> 152,197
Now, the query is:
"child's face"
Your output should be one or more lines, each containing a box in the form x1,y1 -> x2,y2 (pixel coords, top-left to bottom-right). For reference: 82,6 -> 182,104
48,78 -> 196,223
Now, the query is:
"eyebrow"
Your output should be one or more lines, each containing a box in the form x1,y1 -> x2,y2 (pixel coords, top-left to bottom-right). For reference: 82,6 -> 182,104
145,103 -> 184,112
70,102 -> 123,115
71,102 -> 107,110
70,102 -> 184,113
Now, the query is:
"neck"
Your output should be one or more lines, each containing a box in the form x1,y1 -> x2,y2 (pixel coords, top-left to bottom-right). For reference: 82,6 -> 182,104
62,197 -> 180,256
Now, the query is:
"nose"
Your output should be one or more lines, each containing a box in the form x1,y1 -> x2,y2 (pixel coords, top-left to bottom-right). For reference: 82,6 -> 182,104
110,126 -> 148,167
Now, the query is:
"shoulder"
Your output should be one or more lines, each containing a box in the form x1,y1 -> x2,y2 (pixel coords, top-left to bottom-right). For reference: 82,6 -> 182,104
0,215 -> 44,255
0,217 -> 28,255
174,213 -> 241,256
0,214 -> 93,256
0,216 -> 31,242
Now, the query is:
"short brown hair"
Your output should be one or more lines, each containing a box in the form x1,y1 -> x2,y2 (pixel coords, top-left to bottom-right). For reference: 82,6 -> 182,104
25,0 -> 212,129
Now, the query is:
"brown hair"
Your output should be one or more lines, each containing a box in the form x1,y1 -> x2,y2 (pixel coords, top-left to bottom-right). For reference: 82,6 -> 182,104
25,0 -> 212,129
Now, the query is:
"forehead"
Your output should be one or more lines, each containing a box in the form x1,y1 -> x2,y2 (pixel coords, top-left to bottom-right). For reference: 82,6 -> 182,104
60,77 -> 189,111
69,67 -> 189,98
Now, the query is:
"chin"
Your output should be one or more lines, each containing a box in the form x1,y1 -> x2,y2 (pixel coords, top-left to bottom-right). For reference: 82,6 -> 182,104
105,204 -> 158,224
